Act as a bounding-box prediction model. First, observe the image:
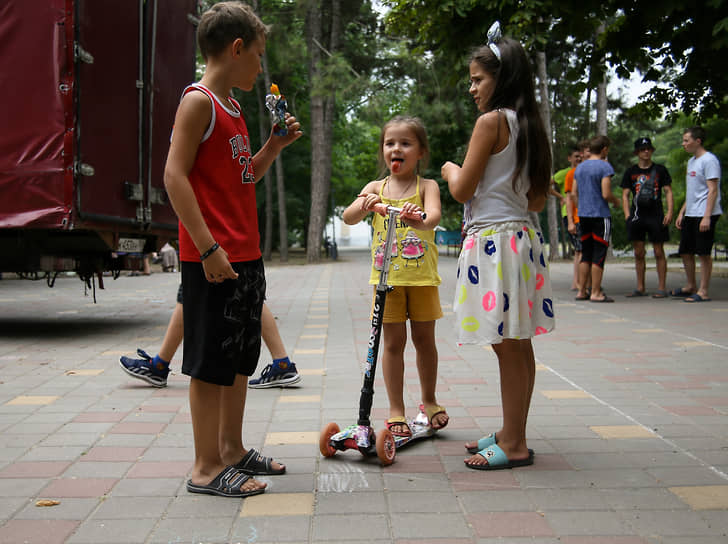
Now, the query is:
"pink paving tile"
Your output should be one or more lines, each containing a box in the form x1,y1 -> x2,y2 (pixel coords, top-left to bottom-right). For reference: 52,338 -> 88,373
439,355 -> 462,361
467,406 -> 502,417
560,538 -> 649,544
604,375 -> 650,383
81,446 -> 146,462
126,461 -> 192,478
138,404 -> 182,412
0,461 -> 70,478
172,413 -> 193,423
41,478 -> 117,497
437,441 -> 476,456
72,411 -> 128,423
449,471 -> 519,491
445,416 -> 477,430
407,383 -> 450,393
109,422 -> 166,434
467,512 -> 554,537
658,381 -> 710,390
629,368 -> 678,376
394,538 -> 474,544
382,455 -> 444,473
662,405 -> 718,416
632,351 -> 671,358
0,520 -> 79,544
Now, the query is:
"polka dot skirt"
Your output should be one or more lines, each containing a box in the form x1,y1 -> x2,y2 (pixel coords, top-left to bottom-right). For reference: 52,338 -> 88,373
454,221 -> 555,345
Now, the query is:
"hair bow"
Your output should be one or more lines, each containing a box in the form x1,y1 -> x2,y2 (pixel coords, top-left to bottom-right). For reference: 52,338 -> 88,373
487,21 -> 502,60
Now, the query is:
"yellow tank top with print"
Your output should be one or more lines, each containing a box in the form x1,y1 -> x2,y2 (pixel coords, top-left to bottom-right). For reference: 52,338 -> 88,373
369,177 -> 441,286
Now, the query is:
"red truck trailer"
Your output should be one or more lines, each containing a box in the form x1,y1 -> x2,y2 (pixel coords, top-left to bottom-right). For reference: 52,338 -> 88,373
0,0 -> 197,288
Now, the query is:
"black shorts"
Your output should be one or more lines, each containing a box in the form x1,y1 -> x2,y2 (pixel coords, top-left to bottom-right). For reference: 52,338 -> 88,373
562,216 -> 582,252
176,283 -> 183,304
579,216 -> 611,268
627,214 -> 669,244
181,259 -> 266,386
678,215 -> 721,256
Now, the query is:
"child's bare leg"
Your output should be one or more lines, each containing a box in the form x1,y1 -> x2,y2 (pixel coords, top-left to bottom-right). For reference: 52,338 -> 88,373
382,322 -> 407,433
465,339 -> 532,466
411,320 -> 447,428
261,303 -> 287,359
188,378 -> 227,485
159,303 -> 184,363
218,374 -> 282,476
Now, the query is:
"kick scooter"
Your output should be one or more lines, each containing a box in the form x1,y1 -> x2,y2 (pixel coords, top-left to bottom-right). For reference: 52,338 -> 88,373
319,204 -> 433,466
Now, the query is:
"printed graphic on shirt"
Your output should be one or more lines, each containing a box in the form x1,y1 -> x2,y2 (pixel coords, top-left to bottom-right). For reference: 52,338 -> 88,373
400,231 -> 427,267
229,134 -> 255,184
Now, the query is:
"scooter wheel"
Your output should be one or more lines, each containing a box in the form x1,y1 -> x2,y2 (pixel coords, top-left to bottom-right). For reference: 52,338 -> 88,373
375,428 -> 396,465
320,422 -> 340,457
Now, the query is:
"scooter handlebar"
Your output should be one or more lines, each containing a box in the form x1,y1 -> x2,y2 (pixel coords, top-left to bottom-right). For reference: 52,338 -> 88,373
371,203 -> 426,221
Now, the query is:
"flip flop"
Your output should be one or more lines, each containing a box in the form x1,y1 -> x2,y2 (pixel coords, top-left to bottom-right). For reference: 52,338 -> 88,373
234,448 -> 285,475
670,288 -> 694,297
590,295 -> 614,303
187,466 -> 265,498
684,293 -> 711,302
575,295 -> 589,301
465,444 -> 535,471
423,404 -> 449,430
465,432 -> 535,457
385,416 -> 412,438
626,289 -> 647,297
652,290 -> 668,299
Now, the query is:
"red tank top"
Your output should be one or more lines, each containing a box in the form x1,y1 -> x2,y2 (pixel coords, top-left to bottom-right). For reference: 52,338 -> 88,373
177,84 -> 261,262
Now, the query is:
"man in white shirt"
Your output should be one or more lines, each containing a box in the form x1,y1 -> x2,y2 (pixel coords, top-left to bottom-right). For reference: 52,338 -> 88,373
673,126 -> 722,302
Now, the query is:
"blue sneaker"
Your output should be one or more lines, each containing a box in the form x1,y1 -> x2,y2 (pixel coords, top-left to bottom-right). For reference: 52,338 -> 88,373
249,359 -> 301,389
119,349 -> 169,387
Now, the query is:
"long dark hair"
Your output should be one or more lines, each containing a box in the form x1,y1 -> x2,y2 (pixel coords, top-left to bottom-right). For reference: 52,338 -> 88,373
470,38 -> 551,197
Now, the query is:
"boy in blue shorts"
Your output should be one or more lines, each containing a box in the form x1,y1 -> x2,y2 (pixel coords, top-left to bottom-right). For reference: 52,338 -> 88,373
164,1 -> 302,498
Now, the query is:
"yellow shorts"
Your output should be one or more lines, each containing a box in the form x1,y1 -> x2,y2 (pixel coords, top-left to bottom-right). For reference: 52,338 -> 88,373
371,285 -> 443,323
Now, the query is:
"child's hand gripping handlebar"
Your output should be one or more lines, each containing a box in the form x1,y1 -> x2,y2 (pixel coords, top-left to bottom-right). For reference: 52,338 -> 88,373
370,203 -> 427,221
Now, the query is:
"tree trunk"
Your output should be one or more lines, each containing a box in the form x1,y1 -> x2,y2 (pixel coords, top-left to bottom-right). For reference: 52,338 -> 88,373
535,51 -> 560,261
305,0 -> 340,263
595,23 -> 608,136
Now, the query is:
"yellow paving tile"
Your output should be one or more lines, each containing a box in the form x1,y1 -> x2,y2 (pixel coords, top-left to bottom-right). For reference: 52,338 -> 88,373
600,318 -> 625,323
300,334 -> 327,339
589,425 -> 655,439
65,369 -> 105,376
57,310 -> 79,315
6,395 -> 59,406
307,315 -> 328,320
673,341 -> 709,347
279,395 -> 321,403
102,350 -> 129,356
304,324 -> 328,329
299,368 -> 325,376
240,492 -> 314,517
535,363 -> 548,371
294,348 -> 324,355
541,390 -> 592,399
633,328 -> 664,333
265,431 -> 319,445
668,485 -> 728,510
574,310 -> 597,314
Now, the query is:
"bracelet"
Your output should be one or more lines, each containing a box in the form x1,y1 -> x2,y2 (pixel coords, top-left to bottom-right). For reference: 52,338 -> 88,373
200,242 -> 220,261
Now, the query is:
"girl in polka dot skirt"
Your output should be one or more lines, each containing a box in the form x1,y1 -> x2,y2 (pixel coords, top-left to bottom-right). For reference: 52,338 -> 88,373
441,22 -> 555,470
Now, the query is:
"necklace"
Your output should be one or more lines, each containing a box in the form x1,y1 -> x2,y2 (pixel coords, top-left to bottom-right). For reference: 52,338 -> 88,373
387,176 -> 417,200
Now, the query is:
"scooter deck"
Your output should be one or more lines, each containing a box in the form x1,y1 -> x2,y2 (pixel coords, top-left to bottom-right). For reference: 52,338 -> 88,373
392,408 -> 436,450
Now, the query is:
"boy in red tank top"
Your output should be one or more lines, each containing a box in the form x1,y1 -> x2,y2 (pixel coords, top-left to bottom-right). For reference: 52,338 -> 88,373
164,1 -> 302,498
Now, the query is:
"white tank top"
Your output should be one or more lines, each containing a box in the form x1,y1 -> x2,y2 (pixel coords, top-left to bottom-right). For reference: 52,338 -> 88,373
463,108 -> 530,233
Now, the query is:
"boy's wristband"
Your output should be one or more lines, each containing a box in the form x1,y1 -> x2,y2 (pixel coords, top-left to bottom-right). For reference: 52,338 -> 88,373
200,242 -> 220,261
